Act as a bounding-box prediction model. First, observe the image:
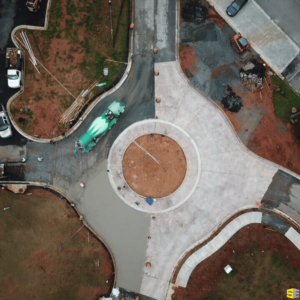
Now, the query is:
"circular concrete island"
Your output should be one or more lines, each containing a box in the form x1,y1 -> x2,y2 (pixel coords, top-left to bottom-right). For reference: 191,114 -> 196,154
122,134 -> 187,198
108,120 -> 201,213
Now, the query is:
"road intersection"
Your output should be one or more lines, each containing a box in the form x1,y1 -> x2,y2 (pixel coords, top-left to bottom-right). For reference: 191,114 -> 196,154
2,0 -> 300,299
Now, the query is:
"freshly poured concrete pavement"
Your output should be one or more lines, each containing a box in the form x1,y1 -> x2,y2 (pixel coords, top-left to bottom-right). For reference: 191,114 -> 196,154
4,0 -> 300,298
67,159 -> 151,291
139,61 -> 281,299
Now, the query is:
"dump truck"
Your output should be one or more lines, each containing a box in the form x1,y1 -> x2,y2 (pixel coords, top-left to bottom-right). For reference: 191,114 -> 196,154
26,0 -> 41,12
230,32 -> 250,54
5,48 -> 23,89
74,100 -> 125,154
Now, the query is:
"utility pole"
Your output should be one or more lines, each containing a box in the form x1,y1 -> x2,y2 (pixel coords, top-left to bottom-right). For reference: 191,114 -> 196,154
109,0 -> 113,40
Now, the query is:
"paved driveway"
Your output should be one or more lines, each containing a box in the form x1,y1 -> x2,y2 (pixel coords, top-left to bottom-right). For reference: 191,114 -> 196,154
206,0 -> 299,74
255,0 -> 300,47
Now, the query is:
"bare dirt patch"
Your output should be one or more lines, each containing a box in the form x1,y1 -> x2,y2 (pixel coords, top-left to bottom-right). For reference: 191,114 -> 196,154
180,44 -> 199,77
122,134 -> 187,198
0,188 -> 114,300
180,0 -> 300,175
11,0 -> 129,138
172,224 -> 300,300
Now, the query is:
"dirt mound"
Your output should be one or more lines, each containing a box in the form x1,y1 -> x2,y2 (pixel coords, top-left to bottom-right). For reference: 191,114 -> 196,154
122,134 -> 187,198
182,0 -> 208,24
221,86 -> 243,112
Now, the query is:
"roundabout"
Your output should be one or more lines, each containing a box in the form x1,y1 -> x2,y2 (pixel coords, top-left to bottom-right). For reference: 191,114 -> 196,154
108,119 -> 201,213
122,134 -> 187,198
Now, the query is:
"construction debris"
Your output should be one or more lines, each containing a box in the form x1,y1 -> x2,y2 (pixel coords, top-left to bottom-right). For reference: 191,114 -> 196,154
20,31 -> 40,73
4,184 -> 27,194
222,86 -> 243,113
240,59 -> 266,91
182,0 -> 208,24
59,81 -> 98,127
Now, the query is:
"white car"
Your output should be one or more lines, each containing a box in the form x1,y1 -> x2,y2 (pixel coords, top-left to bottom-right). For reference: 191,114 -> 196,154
7,69 -> 21,88
0,105 -> 12,138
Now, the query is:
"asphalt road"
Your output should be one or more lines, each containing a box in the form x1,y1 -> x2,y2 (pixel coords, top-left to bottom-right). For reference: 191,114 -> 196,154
0,0 -> 48,147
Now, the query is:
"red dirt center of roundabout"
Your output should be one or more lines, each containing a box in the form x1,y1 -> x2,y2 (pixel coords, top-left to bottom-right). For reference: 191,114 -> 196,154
122,134 -> 187,198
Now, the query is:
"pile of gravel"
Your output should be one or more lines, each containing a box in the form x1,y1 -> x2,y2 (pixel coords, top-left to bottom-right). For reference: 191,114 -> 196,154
221,86 -> 243,112
182,0 -> 208,24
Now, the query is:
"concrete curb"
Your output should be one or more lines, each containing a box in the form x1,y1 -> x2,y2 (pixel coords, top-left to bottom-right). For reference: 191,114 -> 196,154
7,0 -> 134,144
175,211 -> 262,287
174,0 -> 300,183
107,119 -> 201,213
172,210 -> 300,289
0,180 -> 118,290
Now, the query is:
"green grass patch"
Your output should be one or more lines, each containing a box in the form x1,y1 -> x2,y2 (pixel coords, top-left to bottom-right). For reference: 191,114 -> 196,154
272,75 -> 300,119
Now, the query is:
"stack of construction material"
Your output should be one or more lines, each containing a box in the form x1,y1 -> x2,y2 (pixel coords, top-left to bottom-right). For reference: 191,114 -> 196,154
59,81 -> 98,127
239,72 -> 263,91
239,59 -> 266,91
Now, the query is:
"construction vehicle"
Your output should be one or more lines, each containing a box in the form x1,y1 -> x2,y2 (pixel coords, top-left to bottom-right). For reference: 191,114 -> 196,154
26,0 -> 41,12
230,32 -> 250,54
74,100 -> 125,154
5,48 -> 23,89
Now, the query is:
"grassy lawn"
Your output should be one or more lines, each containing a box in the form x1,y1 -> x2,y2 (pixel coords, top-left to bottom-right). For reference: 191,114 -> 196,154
204,245 -> 300,299
11,0 -> 130,138
0,188 -> 113,300
272,75 -> 300,119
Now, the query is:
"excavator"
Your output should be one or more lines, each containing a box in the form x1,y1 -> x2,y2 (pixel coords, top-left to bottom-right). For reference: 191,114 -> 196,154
26,0 -> 41,12
74,100 -> 125,154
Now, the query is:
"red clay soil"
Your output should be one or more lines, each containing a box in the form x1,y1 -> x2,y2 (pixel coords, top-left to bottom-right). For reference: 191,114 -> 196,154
220,72 -> 300,175
172,224 -> 300,300
11,0 -> 127,138
0,188 -> 113,300
180,44 -> 199,78
122,134 -> 187,198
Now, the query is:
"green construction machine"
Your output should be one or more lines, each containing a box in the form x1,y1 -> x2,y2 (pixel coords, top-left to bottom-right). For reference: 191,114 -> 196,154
74,100 -> 125,154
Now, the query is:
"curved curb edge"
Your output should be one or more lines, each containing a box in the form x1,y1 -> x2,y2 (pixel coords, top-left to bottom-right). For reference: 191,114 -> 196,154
174,0 -> 300,182
166,208 -> 300,299
1,181 -> 118,290
107,119 -> 201,214
7,0 -> 134,144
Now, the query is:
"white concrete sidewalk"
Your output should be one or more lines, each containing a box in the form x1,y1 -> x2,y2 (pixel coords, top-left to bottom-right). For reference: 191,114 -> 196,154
175,212 -> 262,287
139,61 -> 279,299
206,0 -> 299,74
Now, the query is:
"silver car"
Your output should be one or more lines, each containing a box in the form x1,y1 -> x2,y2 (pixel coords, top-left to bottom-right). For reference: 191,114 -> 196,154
0,105 -> 12,138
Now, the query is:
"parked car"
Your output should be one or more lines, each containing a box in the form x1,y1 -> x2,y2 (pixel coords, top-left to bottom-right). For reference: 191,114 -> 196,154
0,105 -> 12,138
6,48 -> 23,89
7,69 -> 22,88
226,0 -> 248,17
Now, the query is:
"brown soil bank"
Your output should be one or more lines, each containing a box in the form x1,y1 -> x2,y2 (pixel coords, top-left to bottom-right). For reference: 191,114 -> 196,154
122,134 -> 187,198
0,188 -> 114,300
172,224 -> 300,300
11,0 -> 129,138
